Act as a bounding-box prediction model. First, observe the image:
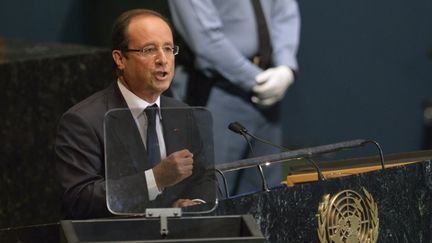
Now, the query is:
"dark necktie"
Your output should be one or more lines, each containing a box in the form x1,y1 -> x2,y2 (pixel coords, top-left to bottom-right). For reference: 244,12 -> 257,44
145,104 -> 161,166
251,0 -> 272,69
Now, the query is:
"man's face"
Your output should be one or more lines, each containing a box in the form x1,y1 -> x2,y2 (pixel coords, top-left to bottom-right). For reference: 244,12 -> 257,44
113,15 -> 175,102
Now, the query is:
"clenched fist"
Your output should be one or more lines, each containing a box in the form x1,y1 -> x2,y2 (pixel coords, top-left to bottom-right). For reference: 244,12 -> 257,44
153,149 -> 194,189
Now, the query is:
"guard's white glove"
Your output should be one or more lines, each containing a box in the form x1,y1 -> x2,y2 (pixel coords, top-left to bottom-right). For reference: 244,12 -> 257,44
251,66 -> 294,107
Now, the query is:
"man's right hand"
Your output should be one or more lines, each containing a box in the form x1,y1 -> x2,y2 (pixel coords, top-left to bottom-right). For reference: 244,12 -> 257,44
251,65 -> 294,107
153,149 -> 194,189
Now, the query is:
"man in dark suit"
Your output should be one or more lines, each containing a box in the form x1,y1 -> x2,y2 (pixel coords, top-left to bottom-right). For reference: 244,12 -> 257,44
55,9 -> 215,219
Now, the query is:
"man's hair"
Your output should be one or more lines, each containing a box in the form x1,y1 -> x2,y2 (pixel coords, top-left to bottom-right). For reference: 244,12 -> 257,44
111,9 -> 172,52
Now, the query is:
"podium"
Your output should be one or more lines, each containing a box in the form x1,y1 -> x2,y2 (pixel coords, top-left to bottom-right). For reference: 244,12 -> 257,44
213,150 -> 432,242
59,148 -> 432,242
2,150 -> 432,242
60,215 -> 263,243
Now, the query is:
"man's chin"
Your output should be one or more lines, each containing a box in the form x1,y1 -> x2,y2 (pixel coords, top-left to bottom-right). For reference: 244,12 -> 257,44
155,83 -> 171,94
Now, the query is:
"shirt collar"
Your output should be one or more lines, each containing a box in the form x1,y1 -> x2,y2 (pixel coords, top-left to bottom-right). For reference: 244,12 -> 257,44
117,80 -> 161,119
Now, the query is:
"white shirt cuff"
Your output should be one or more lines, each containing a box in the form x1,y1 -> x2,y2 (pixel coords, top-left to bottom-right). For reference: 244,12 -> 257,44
145,169 -> 162,200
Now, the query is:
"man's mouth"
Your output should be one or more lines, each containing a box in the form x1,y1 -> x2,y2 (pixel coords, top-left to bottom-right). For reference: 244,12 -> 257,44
154,70 -> 168,80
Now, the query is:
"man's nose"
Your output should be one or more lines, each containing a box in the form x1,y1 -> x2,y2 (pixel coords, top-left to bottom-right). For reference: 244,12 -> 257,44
154,49 -> 168,65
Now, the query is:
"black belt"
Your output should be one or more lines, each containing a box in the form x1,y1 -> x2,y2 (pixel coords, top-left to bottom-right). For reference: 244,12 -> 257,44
185,70 -> 252,106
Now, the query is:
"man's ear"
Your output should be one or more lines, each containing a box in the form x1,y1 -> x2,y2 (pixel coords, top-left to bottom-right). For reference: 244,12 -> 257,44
112,50 -> 125,70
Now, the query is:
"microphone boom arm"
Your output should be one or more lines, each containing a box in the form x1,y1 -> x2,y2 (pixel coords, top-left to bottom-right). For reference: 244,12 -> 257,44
215,139 -> 385,172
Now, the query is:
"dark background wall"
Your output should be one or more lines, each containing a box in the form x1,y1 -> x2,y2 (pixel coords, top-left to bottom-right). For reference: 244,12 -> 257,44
0,0 -> 170,46
284,0 -> 432,155
1,0 -> 431,154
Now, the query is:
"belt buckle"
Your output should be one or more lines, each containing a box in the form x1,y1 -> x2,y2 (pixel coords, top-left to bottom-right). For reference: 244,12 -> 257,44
252,56 -> 261,66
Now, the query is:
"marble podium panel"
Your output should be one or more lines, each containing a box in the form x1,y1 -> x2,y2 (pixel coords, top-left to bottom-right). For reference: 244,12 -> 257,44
214,157 -> 432,242
0,38 -> 115,228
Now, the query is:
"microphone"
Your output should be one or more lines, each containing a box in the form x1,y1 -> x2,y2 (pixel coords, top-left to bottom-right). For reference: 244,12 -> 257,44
228,122 -> 247,134
228,121 -> 327,181
228,122 -> 270,193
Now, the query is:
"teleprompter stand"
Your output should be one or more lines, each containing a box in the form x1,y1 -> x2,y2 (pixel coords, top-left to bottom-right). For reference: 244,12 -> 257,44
60,208 -> 264,243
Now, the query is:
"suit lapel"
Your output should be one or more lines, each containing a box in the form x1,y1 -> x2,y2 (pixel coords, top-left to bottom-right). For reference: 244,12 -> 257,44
160,102 -> 190,155
104,82 -> 148,172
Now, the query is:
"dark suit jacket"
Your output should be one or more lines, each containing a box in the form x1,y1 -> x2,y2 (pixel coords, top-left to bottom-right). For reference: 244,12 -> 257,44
55,82 -> 215,219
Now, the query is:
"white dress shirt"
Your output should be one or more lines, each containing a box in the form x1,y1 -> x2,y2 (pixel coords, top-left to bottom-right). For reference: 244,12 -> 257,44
117,80 -> 165,200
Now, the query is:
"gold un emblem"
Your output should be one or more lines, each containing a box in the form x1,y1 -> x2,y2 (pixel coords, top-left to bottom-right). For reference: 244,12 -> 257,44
316,188 -> 379,243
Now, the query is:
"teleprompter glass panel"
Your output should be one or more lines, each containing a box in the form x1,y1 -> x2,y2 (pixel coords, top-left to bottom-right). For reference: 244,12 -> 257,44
104,107 -> 216,215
